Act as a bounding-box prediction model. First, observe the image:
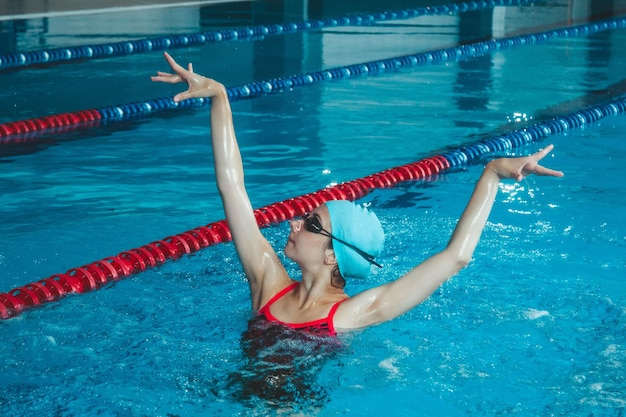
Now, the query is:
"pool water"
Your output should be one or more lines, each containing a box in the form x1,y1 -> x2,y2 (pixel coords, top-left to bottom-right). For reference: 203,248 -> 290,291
1,1 -> 625,416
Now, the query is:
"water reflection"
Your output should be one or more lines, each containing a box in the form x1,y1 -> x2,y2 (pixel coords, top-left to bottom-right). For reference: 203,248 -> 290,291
453,9 -> 493,123
226,316 -> 344,412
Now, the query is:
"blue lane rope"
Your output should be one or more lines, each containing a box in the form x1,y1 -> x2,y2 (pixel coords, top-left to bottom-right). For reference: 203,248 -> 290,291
2,15 -> 626,143
0,0 -> 536,70
222,18 -> 626,102
79,16 -> 626,124
439,97 -> 626,167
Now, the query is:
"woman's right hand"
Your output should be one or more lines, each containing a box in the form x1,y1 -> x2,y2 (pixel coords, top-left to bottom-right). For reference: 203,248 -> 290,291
151,52 -> 225,102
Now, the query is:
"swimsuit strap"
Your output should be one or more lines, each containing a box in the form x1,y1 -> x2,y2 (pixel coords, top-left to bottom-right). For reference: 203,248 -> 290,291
258,282 -> 298,313
257,282 -> 347,335
326,298 -> 347,335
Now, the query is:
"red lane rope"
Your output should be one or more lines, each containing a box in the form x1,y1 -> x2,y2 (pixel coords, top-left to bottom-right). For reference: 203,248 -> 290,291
0,155 -> 449,319
0,110 -> 102,141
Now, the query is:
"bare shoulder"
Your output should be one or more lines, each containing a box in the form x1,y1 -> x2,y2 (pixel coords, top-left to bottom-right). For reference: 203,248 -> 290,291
332,285 -> 388,330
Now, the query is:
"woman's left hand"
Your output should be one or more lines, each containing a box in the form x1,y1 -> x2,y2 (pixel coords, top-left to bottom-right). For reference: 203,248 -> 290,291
489,144 -> 564,181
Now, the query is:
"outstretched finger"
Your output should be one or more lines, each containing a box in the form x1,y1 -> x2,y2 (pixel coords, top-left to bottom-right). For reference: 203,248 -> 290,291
163,52 -> 186,74
173,91 -> 192,103
533,144 -> 555,161
150,73 -> 181,84
533,164 -> 564,177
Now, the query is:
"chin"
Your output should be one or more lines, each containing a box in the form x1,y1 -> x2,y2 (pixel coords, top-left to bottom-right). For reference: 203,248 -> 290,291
283,241 -> 294,260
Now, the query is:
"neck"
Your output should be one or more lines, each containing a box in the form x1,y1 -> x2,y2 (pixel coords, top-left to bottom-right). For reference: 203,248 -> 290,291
296,267 -> 345,308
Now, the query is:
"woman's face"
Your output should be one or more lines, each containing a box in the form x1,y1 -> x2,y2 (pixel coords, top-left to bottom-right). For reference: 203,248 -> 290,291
284,205 -> 332,266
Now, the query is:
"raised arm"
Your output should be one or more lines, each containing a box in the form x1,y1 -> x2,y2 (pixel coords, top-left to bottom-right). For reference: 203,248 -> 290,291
334,145 -> 564,330
151,53 -> 290,309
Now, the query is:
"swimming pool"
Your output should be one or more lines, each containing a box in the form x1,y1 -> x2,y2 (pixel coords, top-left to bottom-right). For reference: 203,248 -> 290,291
1,0 -> 625,415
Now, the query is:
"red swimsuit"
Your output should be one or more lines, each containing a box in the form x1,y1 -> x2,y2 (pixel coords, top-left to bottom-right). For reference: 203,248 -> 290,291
257,283 -> 345,336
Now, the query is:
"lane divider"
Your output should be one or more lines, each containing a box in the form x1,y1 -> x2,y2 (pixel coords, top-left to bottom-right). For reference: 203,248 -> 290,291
2,16 -> 626,145
1,96 -> 625,319
0,0 -> 535,71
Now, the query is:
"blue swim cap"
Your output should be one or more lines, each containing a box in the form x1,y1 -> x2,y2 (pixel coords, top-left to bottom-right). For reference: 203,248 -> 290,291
326,200 -> 384,279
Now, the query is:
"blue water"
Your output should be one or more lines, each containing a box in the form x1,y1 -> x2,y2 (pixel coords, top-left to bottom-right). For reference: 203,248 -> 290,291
1,1 -> 626,416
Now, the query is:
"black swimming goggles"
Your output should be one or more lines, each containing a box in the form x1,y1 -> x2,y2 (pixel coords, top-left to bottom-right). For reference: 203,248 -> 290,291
302,213 -> 382,268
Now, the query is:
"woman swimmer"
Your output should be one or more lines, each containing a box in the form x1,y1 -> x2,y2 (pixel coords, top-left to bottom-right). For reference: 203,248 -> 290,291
151,52 -> 564,336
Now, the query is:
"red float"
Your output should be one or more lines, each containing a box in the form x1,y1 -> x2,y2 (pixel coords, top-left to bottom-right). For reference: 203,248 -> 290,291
83,263 -> 109,286
68,267 -> 98,292
120,251 -> 148,273
38,277 -> 66,298
10,286 -> 41,306
51,274 -> 83,293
